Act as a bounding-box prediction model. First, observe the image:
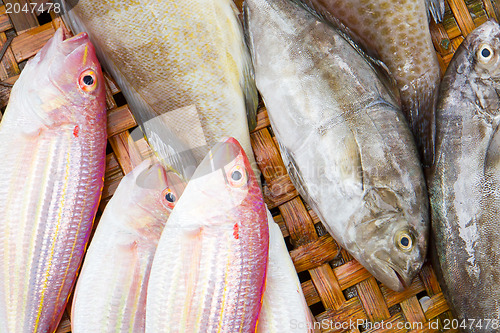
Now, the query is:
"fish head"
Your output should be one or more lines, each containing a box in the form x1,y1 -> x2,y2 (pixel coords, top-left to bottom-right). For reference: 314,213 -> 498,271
19,28 -> 106,125
172,137 -> 265,226
112,159 -> 186,236
461,20 -> 500,80
347,187 -> 428,292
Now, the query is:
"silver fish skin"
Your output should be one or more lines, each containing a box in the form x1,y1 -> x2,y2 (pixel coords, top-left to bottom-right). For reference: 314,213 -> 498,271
428,20 -> 500,331
0,29 -> 107,332
294,0 -> 442,167
245,0 -> 429,292
62,0 -> 258,179
72,160 -> 185,333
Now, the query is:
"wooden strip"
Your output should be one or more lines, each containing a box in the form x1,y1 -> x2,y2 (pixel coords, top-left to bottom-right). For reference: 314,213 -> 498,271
310,264 -> 346,310
381,277 -> 426,308
253,107 -> 271,132
290,235 -> 339,272
429,20 -> 453,56
302,280 -> 321,306
250,128 -> 287,181
0,10 -> 13,32
451,35 -> 465,51
10,22 -> 55,62
0,32 -> 20,81
279,197 -> 317,246
263,175 -> 298,209
4,0 -> 39,33
483,0 -> 499,20
419,262 -> 442,296
136,137 -> 154,160
108,131 -> 143,174
334,260 -> 371,290
424,293 -> 450,320
271,213 -> 290,237
356,277 -> 390,322
363,313 -> 407,333
447,0 -> 476,37
400,296 -> 426,323
107,105 -> 137,137
315,297 -> 367,328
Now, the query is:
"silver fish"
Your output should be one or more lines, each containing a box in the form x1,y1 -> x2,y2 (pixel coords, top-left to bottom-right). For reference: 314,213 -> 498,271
429,20 -> 500,330
294,0 -> 444,167
244,0 -> 429,292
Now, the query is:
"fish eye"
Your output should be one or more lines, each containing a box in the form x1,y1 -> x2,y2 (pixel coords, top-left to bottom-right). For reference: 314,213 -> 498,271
227,164 -> 248,188
161,188 -> 177,209
395,230 -> 413,252
478,44 -> 494,64
78,69 -> 98,92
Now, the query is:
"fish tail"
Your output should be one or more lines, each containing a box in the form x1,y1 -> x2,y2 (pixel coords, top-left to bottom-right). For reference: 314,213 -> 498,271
400,70 -> 440,169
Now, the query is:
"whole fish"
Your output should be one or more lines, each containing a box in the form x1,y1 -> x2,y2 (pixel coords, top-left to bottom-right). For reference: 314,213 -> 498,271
0,29 -> 106,332
428,20 -> 500,331
146,138 -> 268,332
71,160 -> 185,332
258,209 -> 317,333
62,0 -> 258,179
295,0 -> 444,167
245,0 -> 429,291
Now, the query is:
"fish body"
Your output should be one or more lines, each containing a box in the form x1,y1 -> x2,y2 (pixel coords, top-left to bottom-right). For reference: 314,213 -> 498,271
62,0 -> 258,178
0,29 -> 107,332
146,138 -> 268,332
71,160 -> 185,332
428,20 -> 500,330
295,0 -> 442,166
245,0 -> 428,292
258,209 -> 317,333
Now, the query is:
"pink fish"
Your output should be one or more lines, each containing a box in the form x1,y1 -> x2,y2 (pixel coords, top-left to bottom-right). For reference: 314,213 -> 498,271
0,29 -> 107,332
146,137 -> 268,333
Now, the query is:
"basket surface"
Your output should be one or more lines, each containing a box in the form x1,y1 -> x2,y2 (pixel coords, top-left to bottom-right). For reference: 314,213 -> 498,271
0,0 -> 496,332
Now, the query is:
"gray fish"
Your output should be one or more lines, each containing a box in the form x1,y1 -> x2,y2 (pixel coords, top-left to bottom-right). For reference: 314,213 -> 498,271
293,0 -> 444,167
244,0 -> 429,291
429,20 -> 500,330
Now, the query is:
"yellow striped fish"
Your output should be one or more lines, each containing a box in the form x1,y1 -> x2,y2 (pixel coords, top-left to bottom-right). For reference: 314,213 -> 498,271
0,29 -> 107,332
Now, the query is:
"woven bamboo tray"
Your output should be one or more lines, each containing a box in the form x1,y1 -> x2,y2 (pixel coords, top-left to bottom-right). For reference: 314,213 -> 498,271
0,0 -> 496,332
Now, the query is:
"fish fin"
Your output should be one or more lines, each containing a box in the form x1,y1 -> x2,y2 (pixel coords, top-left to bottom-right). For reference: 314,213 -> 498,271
425,0 -> 445,23
233,1 -> 258,132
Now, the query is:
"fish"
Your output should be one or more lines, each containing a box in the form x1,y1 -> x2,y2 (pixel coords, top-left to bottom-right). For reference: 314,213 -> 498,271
428,20 -> 500,330
71,159 -> 185,332
258,209 -> 317,333
146,137 -> 268,332
0,28 -> 107,332
61,0 -> 258,179
294,0 -> 444,167
244,0 -> 429,292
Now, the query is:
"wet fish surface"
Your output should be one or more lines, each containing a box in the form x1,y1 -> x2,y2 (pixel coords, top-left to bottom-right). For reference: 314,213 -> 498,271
0,29 -> 107,332
62,0 -> 258,178
72,160 -> 185,332
245,0 -> 429,292
257,209 -> 317,333
428,20 -> 500,331
295,0 -> 443,166
146,138 -> 268,333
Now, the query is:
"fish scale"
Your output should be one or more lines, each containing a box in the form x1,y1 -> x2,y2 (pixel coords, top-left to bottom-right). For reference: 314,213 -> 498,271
0,29 -> 107,332
146,138 -> 268,333
296,0 -> 442,167
63,0 -> 258,179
